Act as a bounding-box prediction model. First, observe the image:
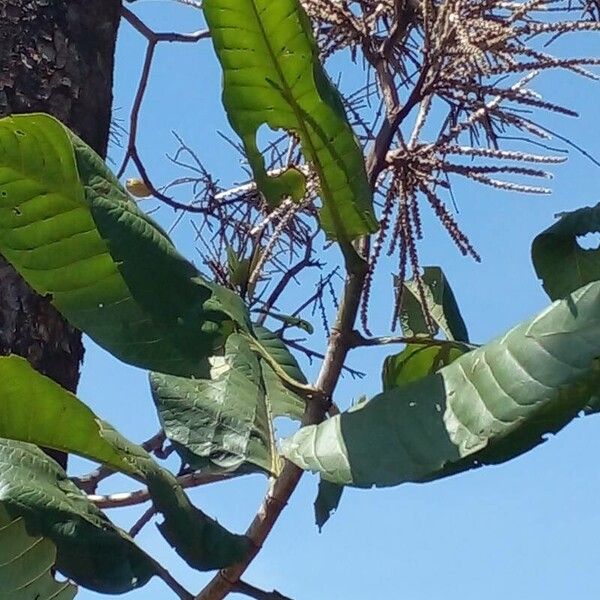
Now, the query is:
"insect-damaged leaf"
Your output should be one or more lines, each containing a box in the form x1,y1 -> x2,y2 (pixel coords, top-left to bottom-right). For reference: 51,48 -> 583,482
203,0 -> 377,241
283,282 -> 600,487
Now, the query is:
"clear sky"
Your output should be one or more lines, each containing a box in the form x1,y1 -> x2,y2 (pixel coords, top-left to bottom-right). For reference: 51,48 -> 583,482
75,2 -> 600,599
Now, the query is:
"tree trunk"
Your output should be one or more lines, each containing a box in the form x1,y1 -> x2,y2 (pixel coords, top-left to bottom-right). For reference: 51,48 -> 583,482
0,0 -> 122,468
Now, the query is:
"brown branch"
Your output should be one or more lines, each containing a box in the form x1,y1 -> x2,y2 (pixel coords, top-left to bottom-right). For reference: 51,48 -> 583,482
284,338 -> 366,379
129,505 -> 157,537
73,430 -> 166,494
89,471 -> 234,509
118,7 -> 213,213
233,580 -> 293,600
194,6 -> 418,594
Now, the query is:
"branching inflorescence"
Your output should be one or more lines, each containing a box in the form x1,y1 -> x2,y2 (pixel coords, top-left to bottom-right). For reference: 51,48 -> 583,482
123,0 -> 599,336
299,0 -> 600,332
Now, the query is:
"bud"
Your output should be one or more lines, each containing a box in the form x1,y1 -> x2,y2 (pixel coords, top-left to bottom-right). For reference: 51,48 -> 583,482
125,178 -> 151,198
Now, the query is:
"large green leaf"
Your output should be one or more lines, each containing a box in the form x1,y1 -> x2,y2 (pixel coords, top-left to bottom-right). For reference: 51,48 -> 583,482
532,202 -> 600,301
150,330 -> 305,476
282,281 -> 600,486
0,505 -> 77,600
0,113 -> 249,377
203,0 -> 377,240
0,441 -> 156,594
397,266 -> 469,341
0,355 -> 250,571
150,334 -> 281,476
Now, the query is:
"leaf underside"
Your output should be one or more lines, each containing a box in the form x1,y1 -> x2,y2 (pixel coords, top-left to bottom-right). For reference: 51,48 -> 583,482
150,328 -> 305,477
0,441 -> 156,594
532,202 -> 600,301
283,282 -> 600,487
203,0 -> 377,240
151,334 -> 280,476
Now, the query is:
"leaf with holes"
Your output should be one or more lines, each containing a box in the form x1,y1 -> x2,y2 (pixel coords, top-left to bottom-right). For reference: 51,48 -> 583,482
397,266 -> 469,341
150,330 -> 305,476
283,281 -> 600,487
0,113 -> 250,377
203,0 -> 377,240
150,334 -> 281,476
0,505 -> 77,600
0,355 -> 250,571
532,202 -> 600,301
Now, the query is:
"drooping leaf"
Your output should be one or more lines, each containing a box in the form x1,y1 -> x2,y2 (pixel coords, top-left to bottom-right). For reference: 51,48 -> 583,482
382,342 -> 469,391
0,505 -> 77,600
314,479 -> 343,532
0,441 -> 156,594
532,202 -> 600,300
0,355 -> 250,571
397,266 -> 469,341
0,113 -> 249,377
282,281 -> 600,487
203,0 -> 378,240
150,334 -> 281,476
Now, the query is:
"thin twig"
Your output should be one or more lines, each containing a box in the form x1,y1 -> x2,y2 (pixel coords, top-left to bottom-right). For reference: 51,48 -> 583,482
118,6 -> 212,212
73,431 -> 165,494
233,580 -> 293,600
129,505 -> 157,537
89,472 -> 234,509
155,562 -> 194,600
348,333 -> 479,350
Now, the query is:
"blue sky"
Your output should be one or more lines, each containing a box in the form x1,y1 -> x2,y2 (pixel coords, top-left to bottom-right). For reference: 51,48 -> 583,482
75,2 -> 600,599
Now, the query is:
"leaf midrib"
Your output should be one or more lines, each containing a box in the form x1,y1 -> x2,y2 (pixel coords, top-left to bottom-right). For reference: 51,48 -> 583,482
247,0 -> 350,240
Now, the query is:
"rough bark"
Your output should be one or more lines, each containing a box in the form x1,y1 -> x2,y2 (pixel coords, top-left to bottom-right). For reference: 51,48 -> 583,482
0,0 -> 122,467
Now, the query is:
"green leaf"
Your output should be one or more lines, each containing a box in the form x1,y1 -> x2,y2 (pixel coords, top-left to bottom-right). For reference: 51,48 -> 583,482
0,505 -> 77,600
0,441 -> 156,594
260,311 -> 315,335
282,281 -> 600,487
150,334 -> 281,476
382,342 -> 469,391
150,328 -> 306,476
0,355 -> 250,571
203,0 -> 377,240
532,202 -> 600,300
0,113 -> 250,377
314,479 -> 343,532
253,325 -> 307,384
253,326 -> 306,420
398,266 -> 469,341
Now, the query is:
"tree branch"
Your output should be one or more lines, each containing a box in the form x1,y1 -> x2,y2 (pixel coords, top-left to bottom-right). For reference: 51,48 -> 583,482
89,471 -> 234,509
233,580 -> 293,600
118,7 -> 213,212
73,430 -> 165,494
348,333 -> 479,350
